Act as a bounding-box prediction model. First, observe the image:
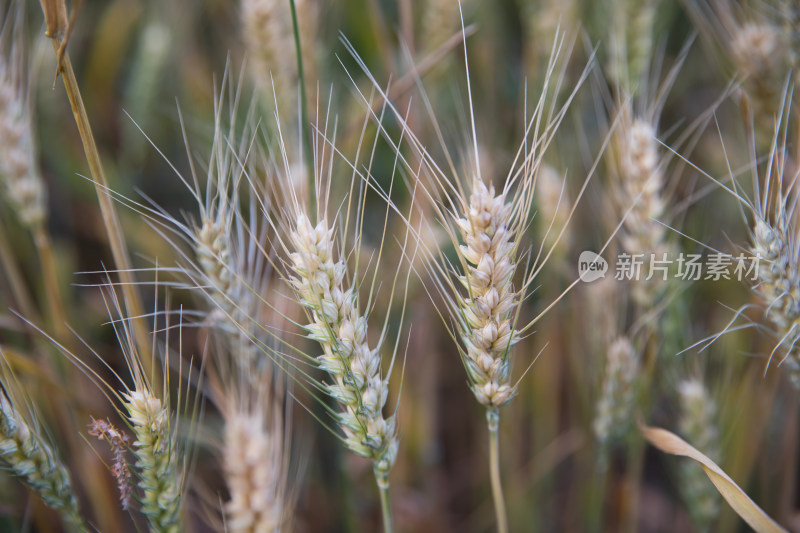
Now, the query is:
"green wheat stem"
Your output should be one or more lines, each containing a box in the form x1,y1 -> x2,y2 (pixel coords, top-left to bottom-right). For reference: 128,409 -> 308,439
488,408 -> 508,533
288,0 -> 315,219
375,465 -> 394,533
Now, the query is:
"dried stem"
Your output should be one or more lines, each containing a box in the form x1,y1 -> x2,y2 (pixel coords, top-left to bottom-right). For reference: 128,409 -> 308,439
46,44 -> 151,372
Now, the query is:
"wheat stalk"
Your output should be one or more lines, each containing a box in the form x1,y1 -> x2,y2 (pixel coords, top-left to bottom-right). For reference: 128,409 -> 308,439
38,0 -> 153,370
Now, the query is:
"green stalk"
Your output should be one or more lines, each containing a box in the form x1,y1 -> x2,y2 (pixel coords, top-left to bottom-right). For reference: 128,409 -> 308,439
488,408 -> 508,533
287,0 -> 316,219
374,464 -> 393,533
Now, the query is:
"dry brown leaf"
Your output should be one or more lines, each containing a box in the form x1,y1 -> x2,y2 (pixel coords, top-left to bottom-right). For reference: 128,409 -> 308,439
641,424 -> 787,533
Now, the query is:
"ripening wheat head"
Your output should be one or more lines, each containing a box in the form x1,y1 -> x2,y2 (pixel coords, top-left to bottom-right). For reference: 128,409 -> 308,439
255,98 -> 412,480
171,80 -> 282,376
606,0 -> 658,94
603,38 -> 699,309
746,101 -> 800,380
121,71 -> 265,336
283,205 -> 398,474
221,365 -> 296,533
609,103 -> 666,258
678,378 -> 721,531
109,288 -> 188,533
704,89 -> 800,382
0,6 -> 47,231
240,0 -> 318,118
341,28 -> 593,410
0,352 -> 85,531
47,284 -> 189,532
187,77 -> 260,319
593,336 -> 639,448
241,0 -> 295,109
606,101 -> 671,308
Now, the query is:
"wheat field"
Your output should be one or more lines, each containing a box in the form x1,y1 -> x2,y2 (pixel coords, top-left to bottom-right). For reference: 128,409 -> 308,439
0,0 -> 798,531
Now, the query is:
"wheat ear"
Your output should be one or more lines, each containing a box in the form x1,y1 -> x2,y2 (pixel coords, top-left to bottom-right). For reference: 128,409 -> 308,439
457,179 -> 520,408
288,212 -> 397,532
741,93 -> 800,383
593,337 -> 639,453
0,59 -> 46,230
289,213 -> 398,470
0,389 -> 85,531
223,382 -> 292,533
0,8 -> 72,340
678,379 -> 721,532
610,106 -> 669,306
125,390 -> 181,533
